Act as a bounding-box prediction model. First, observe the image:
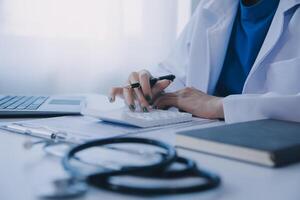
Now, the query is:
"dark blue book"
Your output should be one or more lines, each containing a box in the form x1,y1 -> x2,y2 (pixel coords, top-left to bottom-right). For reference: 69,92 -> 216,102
176,120 -> 300,167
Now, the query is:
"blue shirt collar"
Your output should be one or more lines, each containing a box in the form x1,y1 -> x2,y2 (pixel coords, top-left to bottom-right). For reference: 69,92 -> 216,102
240,0 -> 280,21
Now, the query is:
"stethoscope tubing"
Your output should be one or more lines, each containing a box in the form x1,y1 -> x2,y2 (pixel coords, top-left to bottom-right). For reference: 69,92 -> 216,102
61,137 -> 221,196
62,137 -> 177,178
87,156 -> 221,196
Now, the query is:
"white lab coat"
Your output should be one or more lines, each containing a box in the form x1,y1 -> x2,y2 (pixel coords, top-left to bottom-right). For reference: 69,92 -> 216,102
153,0 -> 300,123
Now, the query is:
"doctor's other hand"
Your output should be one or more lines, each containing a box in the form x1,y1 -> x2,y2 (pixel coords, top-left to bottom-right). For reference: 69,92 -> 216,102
109,70 -> 172,112
153,87 -> 224,119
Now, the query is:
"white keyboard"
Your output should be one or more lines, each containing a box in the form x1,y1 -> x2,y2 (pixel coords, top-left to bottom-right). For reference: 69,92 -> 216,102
84,108 -> 193,128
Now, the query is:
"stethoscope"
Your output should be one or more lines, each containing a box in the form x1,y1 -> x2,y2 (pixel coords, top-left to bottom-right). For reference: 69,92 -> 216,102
58,137 -> 221,198
26,137 -> 221,198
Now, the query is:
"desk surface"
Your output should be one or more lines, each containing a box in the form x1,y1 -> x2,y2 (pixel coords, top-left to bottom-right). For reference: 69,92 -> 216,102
0,117 -> 300,200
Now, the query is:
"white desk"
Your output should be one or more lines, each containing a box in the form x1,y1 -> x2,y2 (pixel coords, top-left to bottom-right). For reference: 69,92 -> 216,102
0,117 -> 299,200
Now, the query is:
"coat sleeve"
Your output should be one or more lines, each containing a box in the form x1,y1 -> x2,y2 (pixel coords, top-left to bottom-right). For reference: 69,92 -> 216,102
223,93 -> 300,123
151,4 -> 201,92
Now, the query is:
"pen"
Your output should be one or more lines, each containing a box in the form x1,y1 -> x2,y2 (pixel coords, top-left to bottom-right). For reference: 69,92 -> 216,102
0,123 -> 68,141
127,74 -> 176,89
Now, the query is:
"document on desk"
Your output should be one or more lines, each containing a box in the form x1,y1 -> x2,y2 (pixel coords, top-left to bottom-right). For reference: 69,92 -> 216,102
0,115 -> 215,144
0,116 -> 138,143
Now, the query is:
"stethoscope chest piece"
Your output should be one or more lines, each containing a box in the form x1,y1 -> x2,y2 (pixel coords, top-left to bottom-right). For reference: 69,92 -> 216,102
38,178 -> 88,199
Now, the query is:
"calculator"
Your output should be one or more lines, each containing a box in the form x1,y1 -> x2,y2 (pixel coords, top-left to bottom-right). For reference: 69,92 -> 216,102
84,108 -> 193,128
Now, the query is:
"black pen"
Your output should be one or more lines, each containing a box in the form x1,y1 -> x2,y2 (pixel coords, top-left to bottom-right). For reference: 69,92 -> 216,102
127,74 -> 176,89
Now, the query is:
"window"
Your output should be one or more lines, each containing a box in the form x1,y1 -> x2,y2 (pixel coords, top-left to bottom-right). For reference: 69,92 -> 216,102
0,0 -> 191,94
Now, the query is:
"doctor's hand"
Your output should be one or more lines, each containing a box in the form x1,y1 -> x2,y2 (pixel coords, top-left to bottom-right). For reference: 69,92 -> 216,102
109,70 -> 172,112
153,87 -> 224,119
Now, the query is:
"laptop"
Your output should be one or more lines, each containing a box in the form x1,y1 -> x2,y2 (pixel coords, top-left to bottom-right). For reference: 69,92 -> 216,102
0,95 -> 85,117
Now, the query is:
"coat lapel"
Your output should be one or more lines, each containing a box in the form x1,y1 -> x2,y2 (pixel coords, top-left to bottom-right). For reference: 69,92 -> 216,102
206,1 -> 239,94
243,0 -> 300,92
189,0 -> 238,94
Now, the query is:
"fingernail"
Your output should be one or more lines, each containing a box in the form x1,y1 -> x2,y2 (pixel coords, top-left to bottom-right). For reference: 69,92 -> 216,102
129,104 -> 135,111
145,95 -> 152,103
142,107 -> 149,112
108,97 -> 114,103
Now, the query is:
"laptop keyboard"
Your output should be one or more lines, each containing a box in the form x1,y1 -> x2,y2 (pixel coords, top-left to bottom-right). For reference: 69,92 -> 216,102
0,96 -> 49,110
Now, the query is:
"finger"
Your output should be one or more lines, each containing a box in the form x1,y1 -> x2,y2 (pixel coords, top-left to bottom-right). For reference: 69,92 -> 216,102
129,72 -> 150,112
138,70 -> 152,103
123,86 -> 135,111
152,80 -> 172,97
153,93 -> 178,109
109,87 -> 124,102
